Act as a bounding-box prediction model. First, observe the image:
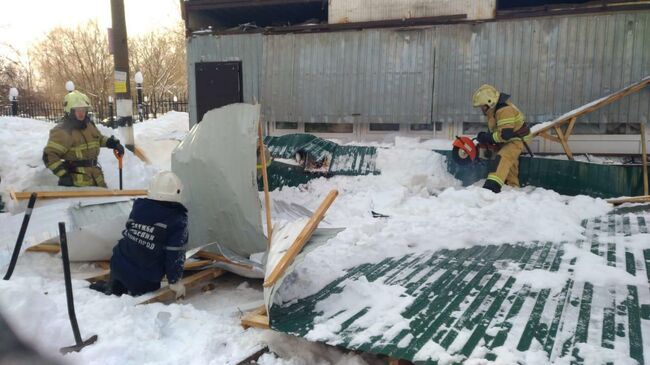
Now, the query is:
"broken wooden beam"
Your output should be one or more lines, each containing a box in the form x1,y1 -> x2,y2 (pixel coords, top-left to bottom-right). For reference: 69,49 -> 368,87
241,305 -> 269,329
195,251 -> 255,271
263,190 -> 339,288
10,189 -> 147,201
138,268 -> 225,305
533,76 -> 650,137
607,195 -> 650,205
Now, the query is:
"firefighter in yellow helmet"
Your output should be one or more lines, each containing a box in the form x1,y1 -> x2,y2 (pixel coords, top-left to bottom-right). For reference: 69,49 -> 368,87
472,84 -> 531,193
43,91 -> 125,187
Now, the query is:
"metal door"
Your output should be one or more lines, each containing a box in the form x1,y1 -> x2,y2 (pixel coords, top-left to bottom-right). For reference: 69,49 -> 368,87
195,61 -> 243,122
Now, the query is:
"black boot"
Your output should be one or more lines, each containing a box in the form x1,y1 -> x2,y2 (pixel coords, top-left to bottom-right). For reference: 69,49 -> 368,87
89,280 -> 111,295
483,179 -> 502,193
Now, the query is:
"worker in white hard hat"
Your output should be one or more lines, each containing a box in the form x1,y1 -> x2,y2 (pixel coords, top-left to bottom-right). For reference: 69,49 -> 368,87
472,84 -> 531,193
90,171 -> 188,298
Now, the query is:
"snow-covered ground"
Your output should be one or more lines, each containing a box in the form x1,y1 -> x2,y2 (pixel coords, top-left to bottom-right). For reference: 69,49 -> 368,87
0,113 -> 632,365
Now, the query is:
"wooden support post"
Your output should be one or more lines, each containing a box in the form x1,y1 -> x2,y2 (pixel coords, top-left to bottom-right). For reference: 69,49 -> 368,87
258,120 -> 273,246
553,125 -> 574,161
263,190 -> 339,288
137,268 -> 225,305
641,123 -> 648,196
11,189 -> 147,201
565,117 -> 577,139
538,131 -> 561,143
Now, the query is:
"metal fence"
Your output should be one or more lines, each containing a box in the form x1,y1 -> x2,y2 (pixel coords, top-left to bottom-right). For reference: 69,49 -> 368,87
0,95 -> 188,126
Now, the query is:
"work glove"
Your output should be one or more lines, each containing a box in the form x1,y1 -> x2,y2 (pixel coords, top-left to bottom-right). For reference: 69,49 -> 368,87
58,173 -> 74,187
169,282 -> 185,300
476,131 -> 493,145
106,136 -> 125,156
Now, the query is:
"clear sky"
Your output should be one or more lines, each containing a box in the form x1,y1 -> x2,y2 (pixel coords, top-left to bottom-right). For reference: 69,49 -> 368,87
1,0 -> 182,56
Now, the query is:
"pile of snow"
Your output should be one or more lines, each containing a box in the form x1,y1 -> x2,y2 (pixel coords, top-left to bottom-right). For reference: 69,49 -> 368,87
0,113 -> 188,212
0,115 -> 623,365
133,111 -> 189,170
270,137 -> 612,302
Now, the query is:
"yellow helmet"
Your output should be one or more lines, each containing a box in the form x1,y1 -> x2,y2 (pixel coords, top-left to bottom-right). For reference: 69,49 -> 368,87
472,84 -> 500,108
64,91 -> 92,113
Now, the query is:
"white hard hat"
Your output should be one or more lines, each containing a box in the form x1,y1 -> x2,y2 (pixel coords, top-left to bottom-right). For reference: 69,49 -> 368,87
148,171 -> 183,203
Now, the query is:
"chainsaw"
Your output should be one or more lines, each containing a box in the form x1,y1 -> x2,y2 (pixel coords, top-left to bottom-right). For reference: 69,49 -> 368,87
451,136 -> 499,165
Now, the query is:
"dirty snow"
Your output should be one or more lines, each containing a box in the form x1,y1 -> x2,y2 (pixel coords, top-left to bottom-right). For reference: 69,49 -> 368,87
0,113 -> 629,365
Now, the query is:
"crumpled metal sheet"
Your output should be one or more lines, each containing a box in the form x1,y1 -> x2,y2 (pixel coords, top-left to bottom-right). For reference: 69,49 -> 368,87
172,103 -> 267,258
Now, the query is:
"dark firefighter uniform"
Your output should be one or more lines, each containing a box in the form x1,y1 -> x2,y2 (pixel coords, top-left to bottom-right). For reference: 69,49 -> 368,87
109,198 -> 189,296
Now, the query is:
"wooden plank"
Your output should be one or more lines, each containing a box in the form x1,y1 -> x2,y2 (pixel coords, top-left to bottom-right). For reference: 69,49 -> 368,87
241,314 -> 270,329
538,131 -> 561,143
81,269 -> 111,283
554,125 -> 574,161
195,251 -> 255,271
137,268 -> 225,305
133,146 -> 151,164
26,243 -> 60,253
641,123 -> 648,196
607,195 -> 650,205
183,259 -> 214,270
241,306 -> 269,330
11,189 -> 147,200
565,117 -> 577,139
533,76 -> 650,136
258,121 -> 273,245
263,190 -> 339,288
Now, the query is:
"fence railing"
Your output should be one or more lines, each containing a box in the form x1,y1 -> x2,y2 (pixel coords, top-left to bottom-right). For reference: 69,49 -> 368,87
0,96 -> 188,126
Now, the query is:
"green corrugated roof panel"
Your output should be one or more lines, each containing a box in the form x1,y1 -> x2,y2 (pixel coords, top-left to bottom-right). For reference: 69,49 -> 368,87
263,134 -> 378,177
265,134 -> 318,159
269,209 -> 650,364
331,145 -> 378,176
438,150 -> 649,199
264,135 -> 647,198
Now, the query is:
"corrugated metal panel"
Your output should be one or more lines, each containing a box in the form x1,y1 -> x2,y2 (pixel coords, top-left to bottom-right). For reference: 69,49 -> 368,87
187,11 -> 650,126
328,0 -> 496,22
269,212 -> 650,364
433,11 -> 650,125
186,34 -> 263,125
262,29 -> 435,124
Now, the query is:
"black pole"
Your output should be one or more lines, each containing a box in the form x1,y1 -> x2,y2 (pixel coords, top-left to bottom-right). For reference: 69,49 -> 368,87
11,97 -> 18,116
3,193 -> 37,280
59,222 -> 98,354
59,223 -> 82,344
108,99 -> 114,128
136,86 -> 143,122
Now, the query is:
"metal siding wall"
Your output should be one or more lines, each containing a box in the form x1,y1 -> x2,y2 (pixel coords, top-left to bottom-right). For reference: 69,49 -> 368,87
433,11 -> 650,125
261,30 -> 434,124
186,11 -> 650,127
186,34 -> 262,125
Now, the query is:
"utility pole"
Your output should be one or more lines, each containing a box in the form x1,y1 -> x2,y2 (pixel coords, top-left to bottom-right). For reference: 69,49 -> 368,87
110,0 -> 134,152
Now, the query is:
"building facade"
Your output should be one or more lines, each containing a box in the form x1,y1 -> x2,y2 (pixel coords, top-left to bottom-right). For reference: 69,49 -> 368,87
184,0 -> 650,154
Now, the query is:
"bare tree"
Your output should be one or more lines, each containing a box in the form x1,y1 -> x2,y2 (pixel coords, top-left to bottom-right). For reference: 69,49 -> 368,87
0,43 -> 38,103
31,20 -> 113,109
129,21 -> 187,114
